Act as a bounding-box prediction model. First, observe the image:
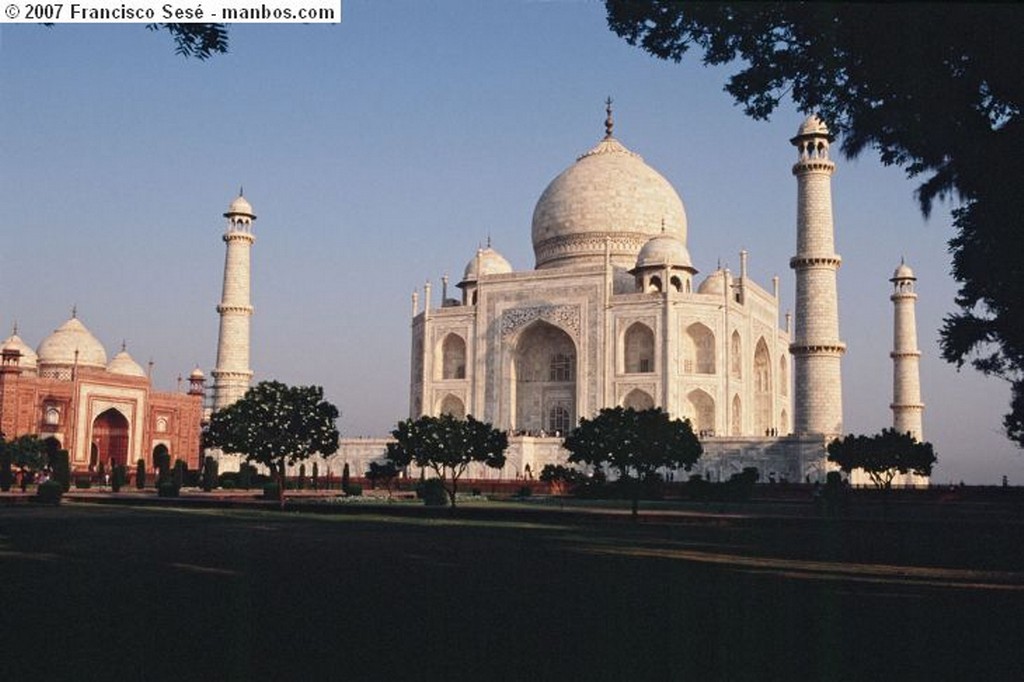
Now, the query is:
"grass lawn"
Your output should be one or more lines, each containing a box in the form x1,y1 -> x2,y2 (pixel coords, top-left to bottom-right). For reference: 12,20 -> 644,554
1,501 -> 1022,681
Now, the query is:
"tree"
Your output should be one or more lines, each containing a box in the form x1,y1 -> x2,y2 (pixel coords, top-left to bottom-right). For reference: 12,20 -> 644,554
827,429 -> 936,490
203,381 -> 340,505
605,3 -> 1024,446
563,407 -> 702,516
365,461 -> 399,497
386,414 -> 507,509
3,435 -> 45,491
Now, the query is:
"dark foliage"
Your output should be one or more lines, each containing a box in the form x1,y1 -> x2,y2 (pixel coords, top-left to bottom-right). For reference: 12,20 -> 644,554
828,428 -> 937,489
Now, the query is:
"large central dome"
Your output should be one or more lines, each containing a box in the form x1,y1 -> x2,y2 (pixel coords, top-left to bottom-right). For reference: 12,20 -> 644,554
531,131 -> 688,270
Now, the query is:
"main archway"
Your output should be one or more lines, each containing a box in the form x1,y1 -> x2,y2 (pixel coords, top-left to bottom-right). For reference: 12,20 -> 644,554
512,321 -> 576,434
92,408 -> 130,468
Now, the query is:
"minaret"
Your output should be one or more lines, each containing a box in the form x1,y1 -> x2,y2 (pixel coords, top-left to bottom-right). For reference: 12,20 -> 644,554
890,260 -> 923,440
790,116 -> 845,436
212,190 -> 256,411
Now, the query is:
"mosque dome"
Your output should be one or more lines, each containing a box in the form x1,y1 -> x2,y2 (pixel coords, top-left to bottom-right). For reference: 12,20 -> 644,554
892,261 -> 916,280
107,347 -> 147,377
634,232 -> 694,272
697,268 -> 732,296
189,367 -> 206,381
460,246 -> 513,284
225,192 -> 255,218
36,316 -> 107,370
795,114 -> 829,138
1,330 -> 38,371
531,114 -> 688,270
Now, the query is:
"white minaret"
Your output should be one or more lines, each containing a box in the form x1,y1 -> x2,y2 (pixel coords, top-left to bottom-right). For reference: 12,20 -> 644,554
212,190 -> 256,412
790,116 -> 845,436
890,260 -> 923,440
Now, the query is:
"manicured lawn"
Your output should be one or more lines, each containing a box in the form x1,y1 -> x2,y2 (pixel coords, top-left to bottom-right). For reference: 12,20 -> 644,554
1,502 -> 1022,681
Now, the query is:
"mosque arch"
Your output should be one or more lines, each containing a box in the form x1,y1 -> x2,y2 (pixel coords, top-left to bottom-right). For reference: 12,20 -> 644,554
438,333 -> 467,380
623,322 -> 655,374
686,389 -> 715,436
648,275 -> 662,293
622,388 -> 655,411
512,321 -> 576,434
731,394 -> 742,436
669,275 -> 683,292
684,323 -> 715,375
754,338 -> 772,436
438,394 -> 466,419
92,408 -> 130,468
730,331 -> 742,379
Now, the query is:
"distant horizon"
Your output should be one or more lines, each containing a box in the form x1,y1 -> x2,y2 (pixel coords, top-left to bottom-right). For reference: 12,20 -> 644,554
1,2 -> 1021,484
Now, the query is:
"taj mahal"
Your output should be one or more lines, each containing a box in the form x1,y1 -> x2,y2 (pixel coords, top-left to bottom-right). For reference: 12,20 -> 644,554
0,105 -> 925,486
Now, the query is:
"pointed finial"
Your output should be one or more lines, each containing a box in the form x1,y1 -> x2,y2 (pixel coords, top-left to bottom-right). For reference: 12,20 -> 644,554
121,339 -> 127,352
71,304 -> 77,319
11,321 -> 17,336
604,97 -> 614,138
239,185 -> 244,197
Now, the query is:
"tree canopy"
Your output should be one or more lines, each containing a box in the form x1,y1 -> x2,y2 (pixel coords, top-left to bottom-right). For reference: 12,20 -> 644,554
827,429 -> 936,490
605,2 -> 1024,445
386,414 -> 507,508
203,381 -> 340,502
563,406 -> 702,515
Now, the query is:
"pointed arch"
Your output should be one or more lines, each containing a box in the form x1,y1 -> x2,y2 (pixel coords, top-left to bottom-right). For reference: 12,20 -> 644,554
686,389 -> 715,436
513,321 -> 576,433
439,394 -> 465,419
622,388 -> 655,411
730,331 -> 742,379
92,408 -> 130,468
754,337 -> 772,436
648,275 -> 662,293
731,394 -> 742,436
623,322 -> 655,374
684,322 -> 715,374
779,353 -> 789,397
439,333 -> 467,380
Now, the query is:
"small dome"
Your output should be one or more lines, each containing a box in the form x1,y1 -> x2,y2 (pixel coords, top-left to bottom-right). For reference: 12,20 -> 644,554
107,349 -> 147,378
697,268 -> 732,296
531,133 -> 688,270
796,114 -> 829,138
189,367 -> 205,380
892,261 -> 916,280
460,246 -> 513,284
634,232 -> 693,271
37,317 -> 107,370
225,192 -> 255,218
1,331 -> 38,370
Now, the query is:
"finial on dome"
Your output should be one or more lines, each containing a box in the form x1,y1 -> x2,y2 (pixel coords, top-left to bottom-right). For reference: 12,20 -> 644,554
487,233 -> 492,249
239,185 -> 244,197
71,304 -> 77,319
11,321 -> 17,335
604,97 -> 614,139
120,339 -> 127,352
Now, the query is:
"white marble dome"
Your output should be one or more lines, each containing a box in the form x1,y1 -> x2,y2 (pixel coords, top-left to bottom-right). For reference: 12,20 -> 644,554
697,268 -> 732,296
225,193 -> 255,217
461,246 -> 513,282
37,317 -> 107,369
531,134 -> 688,270
796,114 -> 829,138
892,261 -> 916,280
634,232 -> 693,271
107,348 -> 146,377
1,331 -> 38,371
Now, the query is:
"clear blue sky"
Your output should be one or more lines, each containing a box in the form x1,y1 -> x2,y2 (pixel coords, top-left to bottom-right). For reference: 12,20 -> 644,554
1,1 -> 1020,484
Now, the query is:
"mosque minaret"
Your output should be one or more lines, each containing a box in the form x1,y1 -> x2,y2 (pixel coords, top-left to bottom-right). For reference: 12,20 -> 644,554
890,260 -> 924,441
789,116 -> 845,437
212,191 -> 256,411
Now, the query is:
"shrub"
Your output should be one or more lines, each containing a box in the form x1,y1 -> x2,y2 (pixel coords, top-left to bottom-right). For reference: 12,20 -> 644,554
135,459 -> 146,490
0,447 -> 12,492
344,483 -> 362,497
238,463 -> 254,490
154,448 -> 170,484
262,482 -> 280,500
111,464 -> 127,493
172,460 -> 185,489
298,463 -> 307,490
341,463 -> 351,493
517,485 -> 532,498
35,479 -> 63,505
157,481 -> 180,498
221,479 -> 236,489
51,450 -> 71,492
74,477 -> 92,489
202,456 -> 218,492
421,478 -> 448,507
